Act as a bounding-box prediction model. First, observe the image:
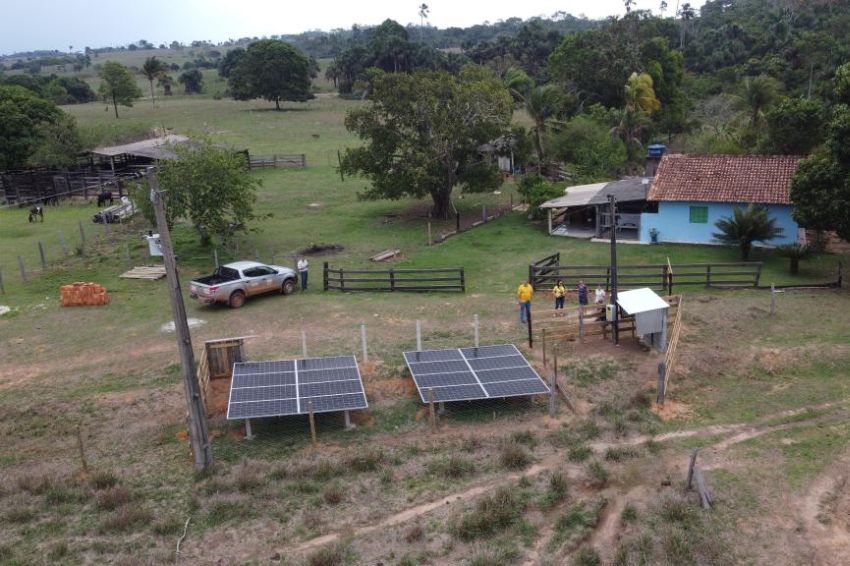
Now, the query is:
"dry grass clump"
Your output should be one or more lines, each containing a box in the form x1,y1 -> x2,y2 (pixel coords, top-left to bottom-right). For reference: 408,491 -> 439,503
95,485 -> 132,511
428,454 -> 476,479
404,523 -> 425,543
307,541 -> 356,566
452,487 -> 523,541
499,440 -> 531,470
89,471 -> 119,490
100,503 -> 153,533
322,484 -> 344,505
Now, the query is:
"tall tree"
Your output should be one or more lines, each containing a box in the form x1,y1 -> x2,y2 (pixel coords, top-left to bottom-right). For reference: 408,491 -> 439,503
419,3 -> 430,41
737,74 -> 782,128
141,56 -> 167,108
152,138 -> 262,245
0,84 -> 62,169
179,69 -> 204,94
340,66 -> 513,219
98,61 -> 142,118
713,205 -> 784,260
228,39 -> 313,110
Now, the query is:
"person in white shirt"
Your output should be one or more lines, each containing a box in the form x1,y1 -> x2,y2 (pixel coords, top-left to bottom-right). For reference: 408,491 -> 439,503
594,285 -> 606,305
297,258 -> 309,290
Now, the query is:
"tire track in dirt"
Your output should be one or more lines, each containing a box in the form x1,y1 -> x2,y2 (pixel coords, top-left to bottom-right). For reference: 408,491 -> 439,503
797,450 -> 850,566
287,400 -> 849,559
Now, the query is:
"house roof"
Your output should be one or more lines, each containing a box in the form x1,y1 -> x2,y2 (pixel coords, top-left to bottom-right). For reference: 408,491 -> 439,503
91,135 -> 189,160
616,288 -> 670,315
539,182 -> 608,209
648,154 -> 801,205
588,177 -> 650,205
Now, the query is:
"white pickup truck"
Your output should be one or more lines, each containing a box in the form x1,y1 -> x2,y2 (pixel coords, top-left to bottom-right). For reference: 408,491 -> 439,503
189,260 -> 298,308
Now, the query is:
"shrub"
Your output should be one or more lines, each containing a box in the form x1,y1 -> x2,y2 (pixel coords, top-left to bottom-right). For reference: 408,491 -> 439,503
96,486 -> 132,511
101,504 -> 153,532
586,461 -> 609,489
510,430 -> 537,448
307,541 -> 356,566
541,471 -> 569,509
404,523 -> 425,543
621,504 -> 639,524
469,544 -> 521,566
516,174 -> 563,219
323,484 -> 344,505
499,441 -> 531,470
453,487 -> 522,541
604,446 -> 641,462
89,471 -> 119,490
429,455 -> 475,479
572,547 -> 601,566
568,446 -> 593,462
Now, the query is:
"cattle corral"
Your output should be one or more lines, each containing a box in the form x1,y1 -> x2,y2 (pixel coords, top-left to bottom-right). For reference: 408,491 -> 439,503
1,92 -> 849,565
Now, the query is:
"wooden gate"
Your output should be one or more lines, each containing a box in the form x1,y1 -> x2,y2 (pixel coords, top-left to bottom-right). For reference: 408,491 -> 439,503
206,339 -> 245,379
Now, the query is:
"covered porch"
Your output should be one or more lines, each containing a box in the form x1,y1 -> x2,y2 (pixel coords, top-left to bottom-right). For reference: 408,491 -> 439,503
539,182 -> 608,238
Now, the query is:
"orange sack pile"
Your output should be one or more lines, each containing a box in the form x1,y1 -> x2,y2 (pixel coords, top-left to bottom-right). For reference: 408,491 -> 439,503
60,282 -> 110,306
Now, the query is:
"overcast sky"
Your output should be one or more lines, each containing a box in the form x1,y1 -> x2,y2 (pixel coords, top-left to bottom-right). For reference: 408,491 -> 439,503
0,0 -> 706,55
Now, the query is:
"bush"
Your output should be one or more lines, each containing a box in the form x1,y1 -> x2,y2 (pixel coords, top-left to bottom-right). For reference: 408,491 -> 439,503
621,504 -> 639,523
89,471 -> 119,490
323,484 -> 344,505
453,487 -> 522,541
96,486 -> 132,511
100,504 -> 153,532
568,445 -> 593,462
572,547 -> 601,566
499,441 -> 531,470
516,174 -> 562,219
586,461 -> 609,489
429,455 -> 475,479
404,523 -> 424,543
307,541 -> 356,566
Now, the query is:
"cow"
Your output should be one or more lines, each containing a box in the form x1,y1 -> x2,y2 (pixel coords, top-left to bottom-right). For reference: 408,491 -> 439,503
28,206 -> 44,223
97,190 -> 113,207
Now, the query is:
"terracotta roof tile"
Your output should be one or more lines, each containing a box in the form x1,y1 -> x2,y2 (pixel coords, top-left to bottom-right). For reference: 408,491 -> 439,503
648,154 -> 801,205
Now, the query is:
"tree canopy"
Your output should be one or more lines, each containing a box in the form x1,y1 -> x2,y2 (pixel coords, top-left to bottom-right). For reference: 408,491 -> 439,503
0,84 -> 67,169
98,61 -> 142,118
340,66 -> 513,219
228,39 -> 313,109
151,138 -> 262,245
141,56 -> 167,107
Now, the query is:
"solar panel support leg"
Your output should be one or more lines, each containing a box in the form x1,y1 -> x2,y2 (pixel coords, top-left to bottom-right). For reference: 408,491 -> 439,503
473,314 -> 480,348
244,419 -> 254,440
308,401 -> 317,446
438,402 -> 445,415
301,331 -> 308,358
428,388 -> 436,434
549,349 -> 558,417
416,320 -> 422,351
344,410 -> 352,430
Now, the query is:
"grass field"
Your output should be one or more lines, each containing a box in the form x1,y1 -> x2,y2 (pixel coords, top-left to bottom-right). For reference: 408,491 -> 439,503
1,90 -> 849,565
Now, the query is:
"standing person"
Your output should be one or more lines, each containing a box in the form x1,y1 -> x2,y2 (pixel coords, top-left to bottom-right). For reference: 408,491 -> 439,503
517,279 -> 534,324
552,280 -> 566,312
594,285 -> 606,305
297,257 -> 309,290
577,280 -> 588,306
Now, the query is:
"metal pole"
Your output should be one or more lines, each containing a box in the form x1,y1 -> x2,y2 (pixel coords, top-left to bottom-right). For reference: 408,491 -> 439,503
301,331 -> 308,358
38,241 -> 46,269
428,388 -> 436,433
17,256 -> 26,282
416,320 -> 422,351
308,400 -> 317,445
526,308 -> 533,348
214,248 -> 219,268
59,230 -> 67,255
360,322 -> 368,362
0,269 -> 5,295
549,349 -> 557,417
344,410 -> 352,429
473,314 -> 480,348
245,419 -> 254,440
608,195 -> 620,345
427,222 -> 432,246
149,170 -> 213,472
542,328 -> 547,366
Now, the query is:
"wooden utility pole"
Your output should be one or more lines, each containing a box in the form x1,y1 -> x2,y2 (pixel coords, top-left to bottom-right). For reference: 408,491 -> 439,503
149,171 -> 213,472
608,195 -> 620,345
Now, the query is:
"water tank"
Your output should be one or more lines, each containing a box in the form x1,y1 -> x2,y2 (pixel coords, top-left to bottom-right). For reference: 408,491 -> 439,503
647,144 -> 667,158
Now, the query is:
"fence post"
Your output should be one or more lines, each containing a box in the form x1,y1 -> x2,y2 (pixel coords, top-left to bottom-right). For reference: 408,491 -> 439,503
656,362 -> 667,406
473,314 -> 480,348
770,283 -> 776,316
339,268 -> 345,292
124,242 -> 131,269
301,331 -> 308,358
308,400 -> 317,446
360,322 -> 368,363
668,271 -> 674,295
549,349 -> 557,417
323,262 -> 329,291
416,320 -> 422,351
0,269 -> 5,295
427,222 -> 432,246
78,221 -> 86,255
527,308 -> 533,349
214,248 -> 219,268
460,268 -> 465,293
662,264 -> 668,291
754,262 -> 763,286
38,241 -> 47,269
59,230 -> 67,255
389,268 -> 395,292
706,265 -> 711,288
456,211 -> 460,233
528,265 -> 534,288
17,256 -> 27,282
542,328 -> 547,366
579,306 -> 585,342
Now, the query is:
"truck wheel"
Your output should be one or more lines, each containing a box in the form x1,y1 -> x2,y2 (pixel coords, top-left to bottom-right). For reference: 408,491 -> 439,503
228,291 -> 246,308
282,278 -> 296,295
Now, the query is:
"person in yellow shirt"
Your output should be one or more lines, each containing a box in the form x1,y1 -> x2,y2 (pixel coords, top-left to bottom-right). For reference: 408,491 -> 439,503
552,280 -> 567,312
517,280 -> 534,323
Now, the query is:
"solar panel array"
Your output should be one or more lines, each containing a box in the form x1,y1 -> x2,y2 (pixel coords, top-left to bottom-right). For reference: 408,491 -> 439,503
403,344 -> 550,403
226,355 -> 368,420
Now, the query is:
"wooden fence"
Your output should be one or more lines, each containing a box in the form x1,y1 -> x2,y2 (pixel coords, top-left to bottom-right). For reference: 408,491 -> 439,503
197,338 -> 245,415
531,295 -> 681,351
529,258 -> 762,292
657,296 -> 684,405
248,154 -> 307,169
323,262 -> 465,292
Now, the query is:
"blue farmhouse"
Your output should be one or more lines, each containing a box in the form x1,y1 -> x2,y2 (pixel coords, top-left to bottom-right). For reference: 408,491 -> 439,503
640,154 -> 802,246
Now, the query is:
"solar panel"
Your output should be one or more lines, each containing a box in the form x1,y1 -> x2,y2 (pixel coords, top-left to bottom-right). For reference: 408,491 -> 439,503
403,344 -> 550,403
226,355 -> 368,420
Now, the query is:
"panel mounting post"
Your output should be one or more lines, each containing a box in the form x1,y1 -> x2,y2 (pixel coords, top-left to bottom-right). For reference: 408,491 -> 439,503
344,410 -> 352,430
473,314 -> 480,348
308,400 -> 317,446
244,419 -> 254,440
428,388 -> 436,433
416,320 -> 422,351
301,331 -> 308,358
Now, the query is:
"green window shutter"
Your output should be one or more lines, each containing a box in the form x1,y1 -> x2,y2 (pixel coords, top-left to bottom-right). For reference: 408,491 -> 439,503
689,206 -> 708,223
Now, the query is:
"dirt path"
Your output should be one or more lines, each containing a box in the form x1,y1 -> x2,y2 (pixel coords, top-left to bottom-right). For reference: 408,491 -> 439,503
288,401 -> 849,560
797,450 -> 850,566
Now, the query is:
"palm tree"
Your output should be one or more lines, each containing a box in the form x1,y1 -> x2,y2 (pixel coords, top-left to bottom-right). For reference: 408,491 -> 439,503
506,70 -> 562,172
737,75 -> 781,128
418,4 -> 430,41
142,56 -> 167,108
775,244 -> 810,274
612,73 -> 660,162
713,205 -> 784,260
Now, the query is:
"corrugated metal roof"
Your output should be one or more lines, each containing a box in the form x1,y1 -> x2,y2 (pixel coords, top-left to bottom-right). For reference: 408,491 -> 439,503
616,288 -> 670,315
539,182 -> 608,209
91,135 -> 189,159
588,177 -> 650,205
